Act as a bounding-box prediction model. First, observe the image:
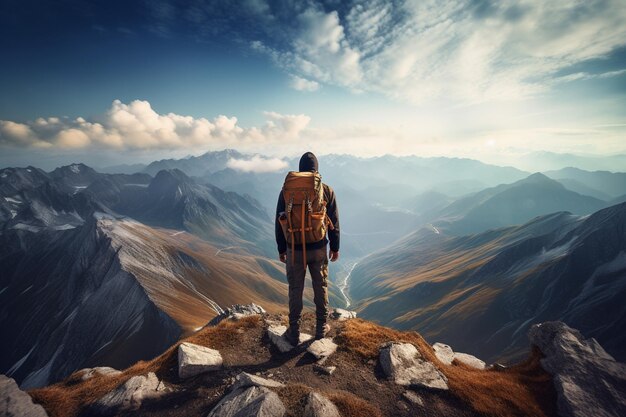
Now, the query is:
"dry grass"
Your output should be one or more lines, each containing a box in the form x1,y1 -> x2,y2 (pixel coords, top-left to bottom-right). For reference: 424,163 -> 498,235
337,319 -> 556,417
327,391 -> 384,417
29,317 -> 261,417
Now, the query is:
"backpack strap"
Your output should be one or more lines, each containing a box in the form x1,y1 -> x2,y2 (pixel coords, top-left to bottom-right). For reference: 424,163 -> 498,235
300,198 -> 306,268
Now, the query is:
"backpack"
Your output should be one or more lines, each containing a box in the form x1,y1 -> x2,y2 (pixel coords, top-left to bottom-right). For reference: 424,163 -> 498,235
278,171 -> 334,266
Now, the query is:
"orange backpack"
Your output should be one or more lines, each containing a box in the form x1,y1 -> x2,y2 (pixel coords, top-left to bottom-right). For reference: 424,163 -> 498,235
278,171 -> 334,266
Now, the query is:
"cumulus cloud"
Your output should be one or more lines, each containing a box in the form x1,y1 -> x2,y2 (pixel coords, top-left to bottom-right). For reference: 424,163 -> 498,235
251,0 -> 626,104
226,155 -> 289,173
0,100 -> 311,150
289,74 -> 320,91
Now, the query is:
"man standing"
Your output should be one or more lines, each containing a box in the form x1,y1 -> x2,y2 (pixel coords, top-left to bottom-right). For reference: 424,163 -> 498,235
275,152 -> 340,345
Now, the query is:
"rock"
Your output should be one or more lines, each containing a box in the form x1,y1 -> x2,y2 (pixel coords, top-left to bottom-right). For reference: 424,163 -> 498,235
330,308 -> 357,321
432,342 -> 486,369
454,353 -> 486,370
529,321 -> 626,417
231,372 -> 285,391
178,342 -> 223,378
266,325 -> 312,353
91,372 -> 167,415
432,343 -> 454,365
208,304 -> 267,326
307,338 -> 338,360
0,375 -> 48,417
207,386 -> 285,417
78,367 -> 122,381
304,392 -> 341,417
379,342 -> 448,390
402,391 -> 424,406
313,365 -> 337,375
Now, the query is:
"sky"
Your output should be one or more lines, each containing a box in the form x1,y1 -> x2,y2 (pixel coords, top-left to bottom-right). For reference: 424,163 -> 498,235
1,0 -> 626,171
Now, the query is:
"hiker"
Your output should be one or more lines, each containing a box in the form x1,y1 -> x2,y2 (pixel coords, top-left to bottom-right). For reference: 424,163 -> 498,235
275,152 -> 340,345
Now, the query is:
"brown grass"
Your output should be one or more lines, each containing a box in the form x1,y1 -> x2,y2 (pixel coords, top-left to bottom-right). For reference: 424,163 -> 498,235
29,316 -> 262,417
337,319 -> 556,417
327,391 -> 384,417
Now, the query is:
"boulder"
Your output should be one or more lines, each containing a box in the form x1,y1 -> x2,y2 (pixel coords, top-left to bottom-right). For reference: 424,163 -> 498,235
453,352 -> 486,370
231,372 -> 285,391
432,342 -> 486,369
529,321 -> 626,417
330,308 -> 357,321
209,304 -> 267,326
91,372 -> 167,415
379,342 -> 448,390
304,392 -> 341,417
207,386 -> 285,417
77,367 -> 122,381
266,325 -> 312,353
178,342 -> 223,378
432,343 -> 454,365
307,338 -> 338,360
0,375 -> 48,417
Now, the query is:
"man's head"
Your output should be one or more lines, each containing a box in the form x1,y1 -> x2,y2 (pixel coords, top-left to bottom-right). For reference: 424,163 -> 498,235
298,152 -> 318,172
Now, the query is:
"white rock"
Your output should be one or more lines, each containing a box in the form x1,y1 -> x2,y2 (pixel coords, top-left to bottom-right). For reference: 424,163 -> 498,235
432,343 -> 454,365
313,365 -> 337,376
266,325 -> 312,353
0,375 -> 48,417
432,342 -> 486,369
207,386 -> 285,417
330,308 -> 357,321
379,342 -> 448,390
304,392 -> 341,417
178,342 -> 223,378
402,391 -> 424,406
92,372 -> 166,414
307,338 -> 338,360
209,304 -> 267,326
453,352 -> 486,370
231,372 -> 285,392
78,367 -> 122,381
529,321 -> 626,417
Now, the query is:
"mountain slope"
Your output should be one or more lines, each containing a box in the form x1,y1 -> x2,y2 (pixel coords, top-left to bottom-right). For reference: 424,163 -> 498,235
351,202 -> 626,363
431,173 -> 607,235
545,167 -> 626,198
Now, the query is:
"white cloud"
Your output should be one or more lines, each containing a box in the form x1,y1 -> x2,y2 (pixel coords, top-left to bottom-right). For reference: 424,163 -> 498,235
0,100 -> 311,151
289,75 -> 320,91
253,0 -> 626,104
226,155 -> 288,173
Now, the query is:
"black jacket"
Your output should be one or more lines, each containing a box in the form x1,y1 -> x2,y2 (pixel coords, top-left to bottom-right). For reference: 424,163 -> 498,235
275,183 -> 340,253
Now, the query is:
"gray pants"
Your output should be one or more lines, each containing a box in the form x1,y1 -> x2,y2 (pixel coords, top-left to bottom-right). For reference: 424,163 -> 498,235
286,246 -> 329,327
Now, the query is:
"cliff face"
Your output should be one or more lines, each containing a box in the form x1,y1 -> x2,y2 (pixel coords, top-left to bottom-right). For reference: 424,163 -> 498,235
0,216 -> 181,389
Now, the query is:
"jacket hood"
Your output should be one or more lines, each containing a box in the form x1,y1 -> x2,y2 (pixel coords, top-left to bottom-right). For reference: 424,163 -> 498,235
298,152 -> 318,172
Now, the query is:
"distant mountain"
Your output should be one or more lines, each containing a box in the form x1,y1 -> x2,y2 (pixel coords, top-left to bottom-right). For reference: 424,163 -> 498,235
143,149 -> 244,177
431,173 -> 607,235
545,167 -> 626,198
351,202 -> 626,363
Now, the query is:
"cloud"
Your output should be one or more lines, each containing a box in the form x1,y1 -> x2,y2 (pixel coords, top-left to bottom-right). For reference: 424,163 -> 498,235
289,74 -> 320,91
0,100 -> 311,150
226,155 -> 288,173
250,0 -> 626,104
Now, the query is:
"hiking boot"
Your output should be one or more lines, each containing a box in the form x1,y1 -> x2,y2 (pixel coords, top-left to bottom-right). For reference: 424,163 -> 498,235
315,323 -> 331,340
285,326 -> 300,347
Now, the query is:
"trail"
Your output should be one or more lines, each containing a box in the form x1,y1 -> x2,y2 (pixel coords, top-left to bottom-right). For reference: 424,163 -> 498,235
170,230 -> 186,237
338,260 -> 359,308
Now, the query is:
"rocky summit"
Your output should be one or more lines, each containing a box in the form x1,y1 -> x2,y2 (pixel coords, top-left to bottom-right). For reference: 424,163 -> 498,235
5,307 -> 620,417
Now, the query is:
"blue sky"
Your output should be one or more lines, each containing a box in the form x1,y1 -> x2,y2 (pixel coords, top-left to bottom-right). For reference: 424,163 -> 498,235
1,0 -> 626,169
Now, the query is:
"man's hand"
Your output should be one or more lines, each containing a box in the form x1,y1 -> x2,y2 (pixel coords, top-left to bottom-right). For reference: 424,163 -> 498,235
329,250 -> 339,262
279,252 -> 287,263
